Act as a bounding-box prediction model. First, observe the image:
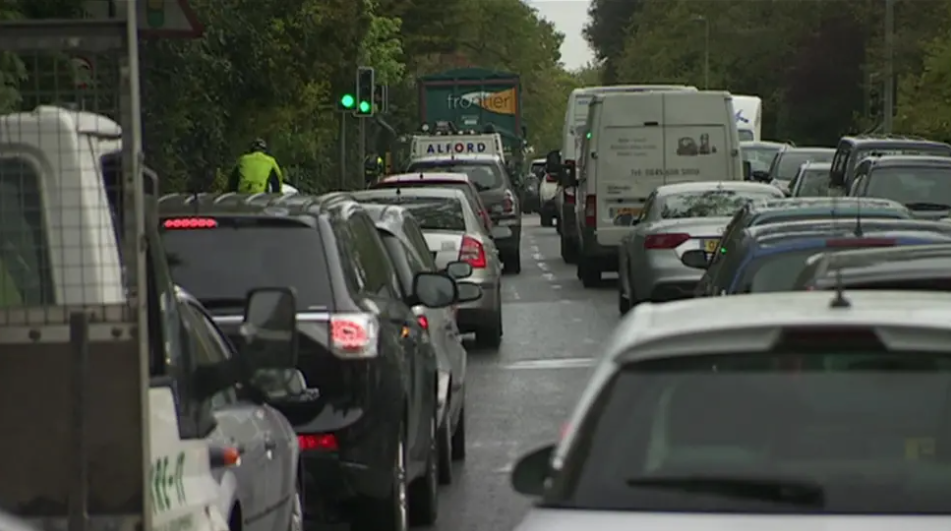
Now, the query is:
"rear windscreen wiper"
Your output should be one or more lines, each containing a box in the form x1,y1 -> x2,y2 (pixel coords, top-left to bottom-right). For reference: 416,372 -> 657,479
626,474 -> 825,506
904,202 -> 951,210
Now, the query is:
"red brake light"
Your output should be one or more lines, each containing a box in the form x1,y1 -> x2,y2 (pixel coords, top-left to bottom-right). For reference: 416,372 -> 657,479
825,238 -> 896,247
544,173 -> 557,182
416,315 -> 429,330
298,434 -> 338,451
330,313 -> 379,359
644,233 -> 690,249
163,217 -> 217,229
459,235 -> 486,268
584,195 -> 596,226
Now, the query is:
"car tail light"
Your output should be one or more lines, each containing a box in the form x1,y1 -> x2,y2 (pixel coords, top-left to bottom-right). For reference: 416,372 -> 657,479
584,195 -> 597,226
502,190 -> 516,213
825,238 -> 896,247
564,188 -> 575,204
163,217 -> 217,229
644,233 -> 691,249
416,315 -> 429,330
545,173 -> 557,182
459,235 -> 487,268
209,445 -> 241,467
298,434 -> 338,451
330,313 -> 379,359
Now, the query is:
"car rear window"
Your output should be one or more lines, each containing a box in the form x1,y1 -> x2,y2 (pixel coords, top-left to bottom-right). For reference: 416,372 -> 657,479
405,162 -> 502,190
752,210 -> 908,227
547,351 -> 951,514
661,190 -> 781,219
866,168 -> 951,206
736,247 -> 827,292
359,196 -> 466,232
161,218 -> 332,309
793,169 -> 831,197
374,181 -> 483,212
774,150 -> 834,181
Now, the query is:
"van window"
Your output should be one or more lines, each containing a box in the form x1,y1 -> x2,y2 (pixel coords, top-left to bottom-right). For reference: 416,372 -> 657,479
0,157 -> 53,306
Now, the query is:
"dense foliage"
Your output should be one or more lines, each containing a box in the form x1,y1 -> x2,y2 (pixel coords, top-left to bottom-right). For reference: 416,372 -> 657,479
0,0 -> 585,192
584,0 -> 951,145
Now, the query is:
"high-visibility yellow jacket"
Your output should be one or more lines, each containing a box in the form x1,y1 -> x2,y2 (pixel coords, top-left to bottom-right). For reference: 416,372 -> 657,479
228,151 -> 284,193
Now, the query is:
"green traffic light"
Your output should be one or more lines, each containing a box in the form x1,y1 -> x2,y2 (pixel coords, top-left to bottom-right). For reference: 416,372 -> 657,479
358,100 -> 371,113
340,94 -> 355,108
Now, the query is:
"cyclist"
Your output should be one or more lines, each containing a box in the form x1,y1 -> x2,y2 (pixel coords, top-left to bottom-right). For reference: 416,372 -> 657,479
228,138 -> 284,193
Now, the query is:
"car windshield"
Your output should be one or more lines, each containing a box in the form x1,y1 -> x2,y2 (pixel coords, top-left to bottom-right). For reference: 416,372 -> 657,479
774,150 -> 835,181
161,221 -> 332,309
363,196 -> 467,231
546,351 -> 951,514
405,163 -> 502,190
661,190 -> 780,219
865,168 -> 951,206
743,146 -> 782,173
794,169 -> 831,197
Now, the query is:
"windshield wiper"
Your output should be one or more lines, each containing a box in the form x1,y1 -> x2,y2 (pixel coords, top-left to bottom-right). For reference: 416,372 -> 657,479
626,475 -> 825,506
904,202 -> 951,210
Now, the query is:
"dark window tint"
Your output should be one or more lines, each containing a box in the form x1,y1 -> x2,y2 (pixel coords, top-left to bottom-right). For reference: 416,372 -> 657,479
547,353 -> 951,513
162,220 -> 332,309
402,216 -> 437,269
379,232 -> 413,295
179,302 -> 237,408
793,169 -> 831,197
405,162 -> 502,190
866,168 -> 951,206
773,150 -> 835,181
348,214 -> 401,298
736,247 -> 825,293
660,190 -> 780,219
0,157 -> 53,306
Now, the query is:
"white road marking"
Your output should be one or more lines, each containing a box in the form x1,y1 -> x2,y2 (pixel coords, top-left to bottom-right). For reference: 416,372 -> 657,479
493,464 -> 513,474
542,272 -> 555,282
536,258 -> 548,268
551,284 -> 562,290
503,358 -> 595,370
510,290 -> 521,300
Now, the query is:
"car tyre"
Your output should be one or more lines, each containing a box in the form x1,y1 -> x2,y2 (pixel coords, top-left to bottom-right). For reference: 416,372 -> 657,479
561,234 -> 577,264
408,414 -> 439,526
351,428 -> 408,531
475,315 -> 503,349
618,287 -> 630,314
540,213 -> 553,227
451,406 -> 466,461
436,414 -> 453,485
578,257 -> 600,288
504,250 -> 521,274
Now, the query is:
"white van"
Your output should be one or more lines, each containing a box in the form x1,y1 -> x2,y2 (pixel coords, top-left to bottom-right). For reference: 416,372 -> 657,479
556,85 -> 697,261
0,106 -> 230,531
732,95 -> 762,141
573,91 -> 742,286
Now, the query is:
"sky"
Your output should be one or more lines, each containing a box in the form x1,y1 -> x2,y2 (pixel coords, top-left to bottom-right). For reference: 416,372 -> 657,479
527,0 -> 595,71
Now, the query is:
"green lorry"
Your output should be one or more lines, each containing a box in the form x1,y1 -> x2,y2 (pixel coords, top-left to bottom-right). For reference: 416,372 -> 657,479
417,67 -> 527,172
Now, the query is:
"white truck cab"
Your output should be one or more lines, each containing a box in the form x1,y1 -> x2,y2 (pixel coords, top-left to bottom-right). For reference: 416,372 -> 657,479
572,91 -> 742,287
0,106 -> 229,531
410,131 -> 506,164
732,95 -> 763,141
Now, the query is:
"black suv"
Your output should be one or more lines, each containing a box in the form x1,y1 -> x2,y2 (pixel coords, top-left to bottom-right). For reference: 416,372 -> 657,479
405,154 -> 523,272
829,135 -> 951,192
847,155 -> 951,219
158,192 -> 465,531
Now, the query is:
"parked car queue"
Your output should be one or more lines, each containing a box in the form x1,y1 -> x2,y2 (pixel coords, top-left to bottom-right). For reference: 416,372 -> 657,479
156,185 -> 514,531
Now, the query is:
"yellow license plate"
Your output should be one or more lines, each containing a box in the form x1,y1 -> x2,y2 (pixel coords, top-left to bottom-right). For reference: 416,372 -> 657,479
613,207 -> 639,217
704,239 -> 719,253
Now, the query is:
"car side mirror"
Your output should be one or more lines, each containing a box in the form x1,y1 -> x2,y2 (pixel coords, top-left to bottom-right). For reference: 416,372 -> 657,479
456,282 -> 483,303
491,226 -> 512,240
240,287 -> 298,369
412,272 -> 457,308
742,160 -> 752,180
446,261 -> 473,280
681,249 -> 710,269
511,444 -> 555,496
750,170 -> 771,183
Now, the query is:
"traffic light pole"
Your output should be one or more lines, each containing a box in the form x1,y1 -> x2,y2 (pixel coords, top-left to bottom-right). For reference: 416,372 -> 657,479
339,112 -> 347,190
358,115 -> 366,185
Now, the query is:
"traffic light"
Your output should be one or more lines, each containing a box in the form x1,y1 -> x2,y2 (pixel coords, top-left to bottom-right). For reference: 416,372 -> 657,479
374,84 -> 389,114
356,66 -> 375,116
337,92 -> 356,111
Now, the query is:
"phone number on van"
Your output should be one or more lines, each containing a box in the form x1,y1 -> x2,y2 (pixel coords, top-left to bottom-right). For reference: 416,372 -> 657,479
631,168 -> 701,177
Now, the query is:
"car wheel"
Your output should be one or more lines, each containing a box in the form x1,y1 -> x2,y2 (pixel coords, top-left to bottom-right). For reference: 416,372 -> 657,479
436,414 -> 453,485
540,213 -> 553,227
408,414 -> 438,526
287,488 -> 303,531
579,257 -> 600,288
504,250 -> 521,274
451,406 -> 466,461
561,234 -> 577,264
475,312 -> 503,349
618,286 -> 630,314
351,428 -> 409,531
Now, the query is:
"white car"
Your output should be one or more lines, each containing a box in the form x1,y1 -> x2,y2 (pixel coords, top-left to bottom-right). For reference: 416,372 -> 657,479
511,289 -> 951,530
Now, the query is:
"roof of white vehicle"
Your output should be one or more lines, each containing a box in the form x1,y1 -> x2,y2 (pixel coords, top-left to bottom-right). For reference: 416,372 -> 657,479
654,181 -> 783,196
0,105 -> 122,137
383,172 -> 470,182
610,290 -> 951,362
353,187 -> 467,200
411,154 -> 500,163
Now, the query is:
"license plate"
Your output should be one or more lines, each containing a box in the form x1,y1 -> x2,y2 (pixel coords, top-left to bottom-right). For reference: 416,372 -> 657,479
611,207 -> 639,218
704,239 -> 719,253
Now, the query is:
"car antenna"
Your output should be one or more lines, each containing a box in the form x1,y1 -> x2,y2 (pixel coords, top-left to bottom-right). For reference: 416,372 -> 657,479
395,186 -> 402,204
827,194 -> 852,308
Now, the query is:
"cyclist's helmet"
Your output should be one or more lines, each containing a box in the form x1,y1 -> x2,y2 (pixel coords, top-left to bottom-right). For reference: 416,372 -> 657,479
250,138 -> 267,152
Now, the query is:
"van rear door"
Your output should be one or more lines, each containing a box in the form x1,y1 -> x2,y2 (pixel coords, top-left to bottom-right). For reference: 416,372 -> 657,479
662,92 -> 733,184
594,94 -> 664,246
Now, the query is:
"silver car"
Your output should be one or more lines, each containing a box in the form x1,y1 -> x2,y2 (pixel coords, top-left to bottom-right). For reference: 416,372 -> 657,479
789,161 -> 833,197
618,181 -> 783,312
510,289 -> 951,530
350,188 -> 505,349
